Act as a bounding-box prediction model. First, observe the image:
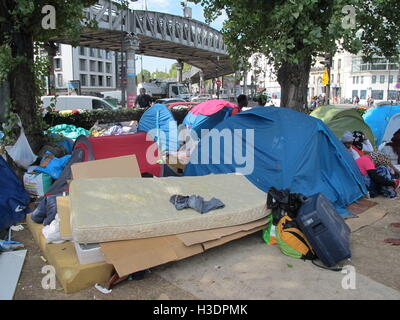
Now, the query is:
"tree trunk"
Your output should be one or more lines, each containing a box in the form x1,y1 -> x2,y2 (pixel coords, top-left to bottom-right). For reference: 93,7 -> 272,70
8,31 -> 45,153
277,56 -> 312,112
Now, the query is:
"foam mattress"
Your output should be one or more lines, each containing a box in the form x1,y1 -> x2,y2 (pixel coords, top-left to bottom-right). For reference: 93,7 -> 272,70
69,174 -> 267,243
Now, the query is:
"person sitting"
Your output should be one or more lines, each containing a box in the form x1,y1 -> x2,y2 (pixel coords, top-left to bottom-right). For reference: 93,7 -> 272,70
352,131 -> 374,157
378,129 -> 400,165
342,131 -> 361,160
356,152 -> 400,198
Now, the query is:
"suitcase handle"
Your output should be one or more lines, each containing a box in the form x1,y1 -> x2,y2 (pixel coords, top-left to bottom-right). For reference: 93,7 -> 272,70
311,222 -> 327,234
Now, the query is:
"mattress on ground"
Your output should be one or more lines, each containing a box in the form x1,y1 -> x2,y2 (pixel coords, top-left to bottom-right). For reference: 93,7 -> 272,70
70,174 -> 267,243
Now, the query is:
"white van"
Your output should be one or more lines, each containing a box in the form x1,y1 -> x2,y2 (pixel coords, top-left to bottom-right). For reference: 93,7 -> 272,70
41,95 -> 116,111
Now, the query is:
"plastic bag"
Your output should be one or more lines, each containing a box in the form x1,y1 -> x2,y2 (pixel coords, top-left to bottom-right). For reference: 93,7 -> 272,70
262,215 -> 277,245
5,116 -> 37,169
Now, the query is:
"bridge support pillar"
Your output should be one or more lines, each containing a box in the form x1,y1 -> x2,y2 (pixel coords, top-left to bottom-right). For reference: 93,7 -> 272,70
125,33 -> 140,108
199,71 -> 205,94
176,60 -> 183,83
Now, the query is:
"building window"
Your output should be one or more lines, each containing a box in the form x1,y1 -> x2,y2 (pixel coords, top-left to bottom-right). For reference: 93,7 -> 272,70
79,47 -> 86,56
356,76 -> 359,84
90,75 -> 96,87
106,63 -> 112,74
105,50 -> 112,60
98,75 -> 103,87
90,60 -> 96,72
79,59 -> 87,71
352,90 -> 359,98
89,48 -> 95,57
380,75 -> 385,84
360,90 -> 367,99
388,90 -> 398,100
98,61 -> 103,73
353,76 -> 356,84
372,75 -> 377,84
106,76 -> 112,87
361,76 -> 364,84
80,74 -> 87,87
57,74 -> 63,87
97,49 -> 103,59
389,75 -> 394,83
54,58 -> 62,71
371,90 -> 384,100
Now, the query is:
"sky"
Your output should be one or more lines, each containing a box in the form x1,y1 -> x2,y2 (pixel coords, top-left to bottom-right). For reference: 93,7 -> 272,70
129,0 -> 227,73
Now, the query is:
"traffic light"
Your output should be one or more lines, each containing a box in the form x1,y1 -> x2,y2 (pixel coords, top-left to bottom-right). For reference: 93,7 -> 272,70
319,53 -> 332,68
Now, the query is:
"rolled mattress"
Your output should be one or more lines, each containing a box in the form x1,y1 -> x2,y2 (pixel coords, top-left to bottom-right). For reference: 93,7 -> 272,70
70,174 -> 267,243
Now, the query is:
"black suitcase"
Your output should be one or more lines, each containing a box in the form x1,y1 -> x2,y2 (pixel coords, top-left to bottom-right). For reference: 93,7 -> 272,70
296,193 -> 351,267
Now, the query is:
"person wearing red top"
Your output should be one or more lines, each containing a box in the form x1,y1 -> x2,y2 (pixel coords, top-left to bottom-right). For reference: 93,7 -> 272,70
232,94 -> 248,116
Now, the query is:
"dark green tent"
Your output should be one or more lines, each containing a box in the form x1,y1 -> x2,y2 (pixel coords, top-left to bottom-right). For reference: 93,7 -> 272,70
310,106 -> 376,147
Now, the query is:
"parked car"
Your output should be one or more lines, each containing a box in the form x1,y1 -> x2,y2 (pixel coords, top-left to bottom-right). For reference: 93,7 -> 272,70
167,102 -> 198,110
154,98 -> 186,105
41,95 -> 117,112
191,94 -> 213,103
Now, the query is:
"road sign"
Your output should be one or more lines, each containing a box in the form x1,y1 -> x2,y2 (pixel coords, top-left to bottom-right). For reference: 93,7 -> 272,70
216,79 -> 222,87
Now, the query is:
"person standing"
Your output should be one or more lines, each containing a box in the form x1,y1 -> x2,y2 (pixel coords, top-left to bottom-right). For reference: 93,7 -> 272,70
135,88 -> 152,108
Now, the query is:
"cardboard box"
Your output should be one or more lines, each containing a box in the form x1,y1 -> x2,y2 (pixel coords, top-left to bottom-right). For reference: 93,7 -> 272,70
74,242 -> 105,265
27,215 -> 113,294
57,197 -> 72,240
71,154 -> 141,180
23,172 -> 53,197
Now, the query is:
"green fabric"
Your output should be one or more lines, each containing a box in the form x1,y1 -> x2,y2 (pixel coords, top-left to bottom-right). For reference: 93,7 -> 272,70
276,228 -> 303,259
310,105 -> 376,147
46,124 -> 90,140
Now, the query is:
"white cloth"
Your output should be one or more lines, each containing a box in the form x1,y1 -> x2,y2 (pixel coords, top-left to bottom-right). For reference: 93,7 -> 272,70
348,147 -> 360,160
378,144 -> 398,165
362,139 -> 374,153
42,214 -> 65,244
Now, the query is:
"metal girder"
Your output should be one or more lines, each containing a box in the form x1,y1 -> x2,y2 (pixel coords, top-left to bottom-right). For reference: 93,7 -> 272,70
70,0 -> 234,79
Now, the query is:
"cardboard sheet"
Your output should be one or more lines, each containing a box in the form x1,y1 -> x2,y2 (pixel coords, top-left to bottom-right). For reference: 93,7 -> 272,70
100,218 -> 269,278
71,154 -> 141,180
57,196 -> 72,240
101,236 -> 203,277
177,217 -> 269,246
346,206 -> 387,232
202,226 -> 266,250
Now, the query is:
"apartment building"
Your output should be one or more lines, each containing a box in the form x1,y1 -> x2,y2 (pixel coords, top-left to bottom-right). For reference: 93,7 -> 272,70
51,44 -> 117,93
245,51 -> 400,105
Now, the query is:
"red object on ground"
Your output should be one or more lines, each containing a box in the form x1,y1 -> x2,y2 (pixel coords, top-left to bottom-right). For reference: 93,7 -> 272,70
74,132 -> 162,177
384,238 -> 400,246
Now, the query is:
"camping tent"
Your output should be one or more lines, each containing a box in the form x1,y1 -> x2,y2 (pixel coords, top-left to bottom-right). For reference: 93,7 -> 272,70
138,104 -> 178,151
363,104 -> 400,146
310,106 -> 375,146
184,107 -> 367,215
182,99 -> 238,137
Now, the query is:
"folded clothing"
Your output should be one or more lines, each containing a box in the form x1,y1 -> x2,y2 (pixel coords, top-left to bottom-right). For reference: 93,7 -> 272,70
170,194 -> 225,214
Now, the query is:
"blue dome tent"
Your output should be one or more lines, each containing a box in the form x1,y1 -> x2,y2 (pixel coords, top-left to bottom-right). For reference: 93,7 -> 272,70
138,104 -> 178,151
184,107 -> 367,216
363,104 -> 400,146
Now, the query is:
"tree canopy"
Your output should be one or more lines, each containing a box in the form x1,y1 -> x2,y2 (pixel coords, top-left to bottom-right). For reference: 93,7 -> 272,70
191,0 -> 400,109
